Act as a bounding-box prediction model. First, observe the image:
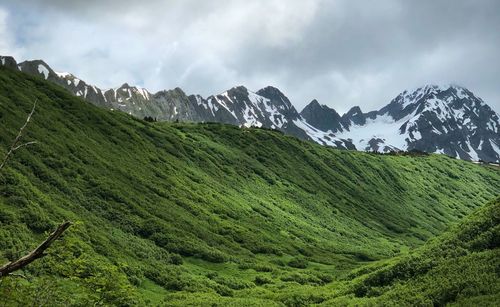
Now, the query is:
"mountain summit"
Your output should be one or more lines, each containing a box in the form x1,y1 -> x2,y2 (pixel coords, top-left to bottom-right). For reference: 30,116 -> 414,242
323,84 -> 500,161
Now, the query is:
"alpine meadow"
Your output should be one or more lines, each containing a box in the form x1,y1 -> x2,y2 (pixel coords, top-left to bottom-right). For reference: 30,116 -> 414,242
0,64 -> 499,306
1,1 -> 500,306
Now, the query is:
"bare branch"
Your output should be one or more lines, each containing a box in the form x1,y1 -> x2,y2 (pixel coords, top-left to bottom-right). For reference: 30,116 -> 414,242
0,101 -> 37,171
12,141 -> 38,152
0,102 -> 72,279
0,221 -> 72,278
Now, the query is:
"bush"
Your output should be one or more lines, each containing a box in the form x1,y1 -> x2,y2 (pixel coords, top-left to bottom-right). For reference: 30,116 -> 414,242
21,206 -> 54,233
198,248 -> 227,263
213,276 -> 253,290
170,253 -> 183,265
0,209 -> 16,224
254,264 -> 274,272
254,276 -> 273,286
212,283 -> 233,297
288,257 -> 308,269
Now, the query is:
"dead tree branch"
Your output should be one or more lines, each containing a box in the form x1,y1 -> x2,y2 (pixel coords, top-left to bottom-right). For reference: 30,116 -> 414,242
0,102 -> 72,279
0,101 -> 37,171
0,221 -> 72,278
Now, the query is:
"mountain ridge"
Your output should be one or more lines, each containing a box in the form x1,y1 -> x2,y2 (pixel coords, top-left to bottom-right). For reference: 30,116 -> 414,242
2,55 -> 499,162
310,84 -> 500,162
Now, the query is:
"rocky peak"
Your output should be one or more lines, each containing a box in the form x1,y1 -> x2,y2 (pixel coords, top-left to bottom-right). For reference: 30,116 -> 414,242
380,84 -> 471,120
0,56 -> 18,69
227,85 -> 248,94
17,59 -> 55,80
256,86 -> 299,119
307,99 -> 321,108
300,99 -> 344,133
256,86 -> 291,106
154,87 -> 187,101
256,86 -> 287,102
343,106 -> 366,126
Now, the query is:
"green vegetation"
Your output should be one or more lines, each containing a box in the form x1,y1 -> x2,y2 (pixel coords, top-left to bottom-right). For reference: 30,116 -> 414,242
0,67 -> 499,305
266,197 -> 500,306
339,197 -> 500,306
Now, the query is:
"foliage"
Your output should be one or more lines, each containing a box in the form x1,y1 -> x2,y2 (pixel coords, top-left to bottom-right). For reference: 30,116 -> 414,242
323,197 -> 500,306
0,67 -> 499,305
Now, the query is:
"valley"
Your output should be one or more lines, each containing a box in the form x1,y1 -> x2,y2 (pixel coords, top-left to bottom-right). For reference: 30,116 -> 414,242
0,66 -> 499,305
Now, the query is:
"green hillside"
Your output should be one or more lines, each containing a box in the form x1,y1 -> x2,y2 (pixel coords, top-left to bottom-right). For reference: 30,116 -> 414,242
0,67 -> 499,306
329,196 -> 500,306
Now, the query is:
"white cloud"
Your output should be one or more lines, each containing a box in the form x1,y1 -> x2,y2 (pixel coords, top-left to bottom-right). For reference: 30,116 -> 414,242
0,8 -> 21,56
0,0 -> 499,113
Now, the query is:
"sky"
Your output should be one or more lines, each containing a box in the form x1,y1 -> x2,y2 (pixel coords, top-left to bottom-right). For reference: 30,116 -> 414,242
0,0 -> 499,113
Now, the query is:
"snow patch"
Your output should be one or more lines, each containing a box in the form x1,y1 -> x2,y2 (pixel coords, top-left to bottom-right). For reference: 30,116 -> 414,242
456,87 -> 469,99
335,113 -> 411,151
38,64 -> 49,79
137,88 -> 150,100
55,71 -> 71,78
213,94 -> 237,119
293,119 -> 342,146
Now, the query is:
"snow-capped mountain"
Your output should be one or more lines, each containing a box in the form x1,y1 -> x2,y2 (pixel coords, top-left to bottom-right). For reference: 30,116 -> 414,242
301,85 -> 500,162
0,56 -> 354,148
2,55 -> 498,161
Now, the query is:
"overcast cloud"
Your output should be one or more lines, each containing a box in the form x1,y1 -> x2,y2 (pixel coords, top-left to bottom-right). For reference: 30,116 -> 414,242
0,0 -> 498,113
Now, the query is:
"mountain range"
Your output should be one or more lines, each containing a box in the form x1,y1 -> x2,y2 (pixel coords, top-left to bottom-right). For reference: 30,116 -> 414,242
2,55 -> 499,162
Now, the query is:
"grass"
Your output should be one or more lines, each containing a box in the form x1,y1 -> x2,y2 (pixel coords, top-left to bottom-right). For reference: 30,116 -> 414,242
0,66 -> 499,305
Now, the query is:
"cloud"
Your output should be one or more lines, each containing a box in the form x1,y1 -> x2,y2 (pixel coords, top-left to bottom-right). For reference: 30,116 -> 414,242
0,0 -> 498,113
0,7 -> 21,57
0,8 -> 9,50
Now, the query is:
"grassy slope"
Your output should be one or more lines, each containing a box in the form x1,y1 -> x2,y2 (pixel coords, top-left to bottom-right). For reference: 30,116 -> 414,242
0,67 -> 498,305
347,196 -> 500,306
166,197 -> 500,306
306,197 -> 500,306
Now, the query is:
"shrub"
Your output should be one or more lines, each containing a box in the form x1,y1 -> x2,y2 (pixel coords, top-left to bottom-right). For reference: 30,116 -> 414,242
0,209 -> 16,224
213,276 -> 253,290
198,248 -> 227,263
21,206 -> 54,233
170,253 -> 183,265
254,264 -> 274,272
254,276 -> 273,286
288,257 -> 308,269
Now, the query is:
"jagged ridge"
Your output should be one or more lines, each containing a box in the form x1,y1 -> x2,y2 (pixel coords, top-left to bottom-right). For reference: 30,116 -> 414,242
2,55 -> 498,161
301,84 -> 500,162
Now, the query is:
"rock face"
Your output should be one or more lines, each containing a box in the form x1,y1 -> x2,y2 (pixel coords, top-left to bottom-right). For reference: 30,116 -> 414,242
301,85 -> 500,162
300,99 -> 346,133
2,56 -> 498,162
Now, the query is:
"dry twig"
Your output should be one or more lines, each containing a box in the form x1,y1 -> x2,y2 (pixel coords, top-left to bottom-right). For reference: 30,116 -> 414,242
0,101 -> 37,171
